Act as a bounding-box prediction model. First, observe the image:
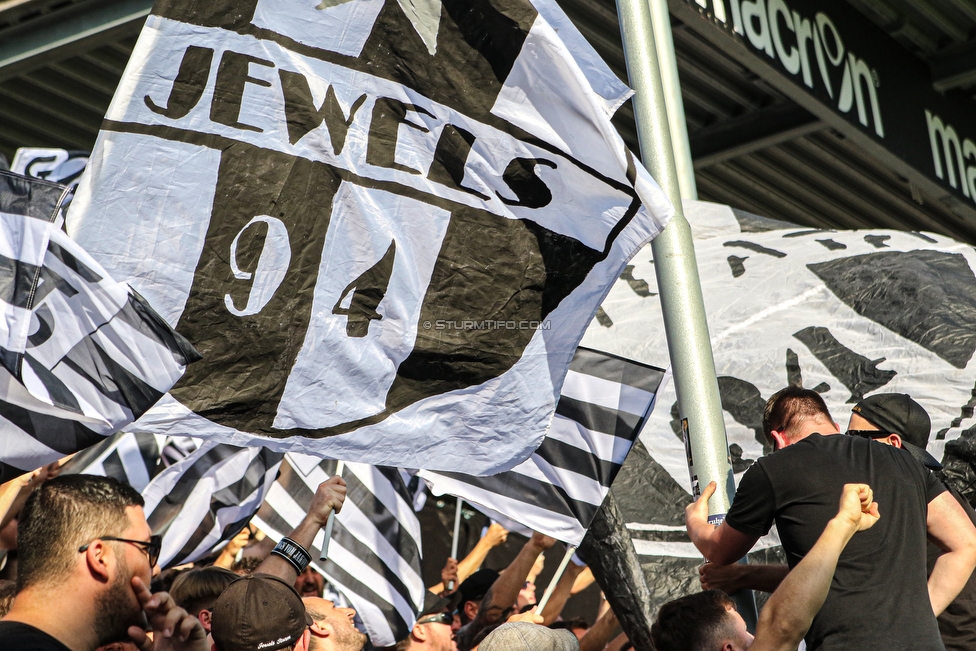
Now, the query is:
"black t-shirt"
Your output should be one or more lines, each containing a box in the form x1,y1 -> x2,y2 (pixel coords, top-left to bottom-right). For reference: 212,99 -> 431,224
0,621 -> 73,651
927,484 -> 976,651
726,433 -> 946,651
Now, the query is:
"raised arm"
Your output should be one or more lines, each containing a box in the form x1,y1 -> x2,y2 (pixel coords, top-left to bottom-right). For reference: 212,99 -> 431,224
685,482 -> 760,565
926,490 -> 976,616
428,523 -> 509,595
256,475 -> 346,583
750,483 -> 879,651
474,532 -> 555,627
539,560 -> 586,625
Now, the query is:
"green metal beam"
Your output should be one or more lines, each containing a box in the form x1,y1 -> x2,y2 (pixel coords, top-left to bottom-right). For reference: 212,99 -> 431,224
0,0 -> 151,83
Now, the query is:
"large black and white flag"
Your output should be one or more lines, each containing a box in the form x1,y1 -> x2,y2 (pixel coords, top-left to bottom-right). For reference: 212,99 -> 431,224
422,347 -> 666,544
142,442 -> 284,568
0,171 -> 200,482
67,0 -> 673,474
253,456 -> 424,647
60,431 -> 164,492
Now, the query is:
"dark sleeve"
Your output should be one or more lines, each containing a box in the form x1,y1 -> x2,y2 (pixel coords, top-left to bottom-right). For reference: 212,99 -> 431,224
724,462 -> 776,537
924,468 -> 948,503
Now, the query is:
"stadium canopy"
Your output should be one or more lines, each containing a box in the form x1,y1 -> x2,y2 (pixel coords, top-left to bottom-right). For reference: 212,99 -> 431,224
2,0 -> 976,241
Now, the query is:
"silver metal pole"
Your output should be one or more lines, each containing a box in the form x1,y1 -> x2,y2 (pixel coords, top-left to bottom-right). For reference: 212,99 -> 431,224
448,498 -> 463,591
647,0 -> 697,200
536,545 -> 577,613
319,460 -> 345,561
615,0 -> 757,628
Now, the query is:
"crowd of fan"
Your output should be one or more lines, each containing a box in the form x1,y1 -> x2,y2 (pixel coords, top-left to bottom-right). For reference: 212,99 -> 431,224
2,388 -> 976,651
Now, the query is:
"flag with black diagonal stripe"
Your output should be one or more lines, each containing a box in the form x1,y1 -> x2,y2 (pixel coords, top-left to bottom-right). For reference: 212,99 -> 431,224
0,171 -> 201,483
60,431 -> 164,492
420,347 -> 666,544
140,442 -> 284,568
253,456 -> 424,647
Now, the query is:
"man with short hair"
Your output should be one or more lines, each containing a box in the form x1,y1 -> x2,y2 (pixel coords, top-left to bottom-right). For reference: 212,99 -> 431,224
659,484 -> 879,651
170,566 -> 239,642
303,596 -> 367,651
848,393 -> 976,651
394,595 -> 456,651
0,474 -> 207,651
295,566 -> 325,598
687,386 -> 976,651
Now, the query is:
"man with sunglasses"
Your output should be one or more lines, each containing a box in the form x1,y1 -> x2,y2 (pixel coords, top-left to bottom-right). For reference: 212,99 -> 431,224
686,386 -> 976,651
395,595 -> 458,651
0,474 -> 207,651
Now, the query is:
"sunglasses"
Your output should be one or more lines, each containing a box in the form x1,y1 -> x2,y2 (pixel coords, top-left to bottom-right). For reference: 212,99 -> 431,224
417,612 -> 453,626
79,535 -> 162,567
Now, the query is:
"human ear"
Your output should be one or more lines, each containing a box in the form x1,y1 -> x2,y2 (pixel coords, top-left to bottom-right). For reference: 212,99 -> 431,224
770,430 -> 789,450
199,610 -> 212,632
888,433 -> 903,448
84,540 -> 112,582
463,601 -> 479,621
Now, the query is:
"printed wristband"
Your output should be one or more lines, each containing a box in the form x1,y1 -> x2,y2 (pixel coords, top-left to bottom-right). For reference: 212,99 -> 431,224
271,536 -> 312,574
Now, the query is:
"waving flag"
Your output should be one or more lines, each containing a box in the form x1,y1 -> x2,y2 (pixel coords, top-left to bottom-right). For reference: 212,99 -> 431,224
422,347 -> 666,544
254,456 -> 424,647
60,431 -> 163,492
67,0 -> 672,474
0,171 -> 199,482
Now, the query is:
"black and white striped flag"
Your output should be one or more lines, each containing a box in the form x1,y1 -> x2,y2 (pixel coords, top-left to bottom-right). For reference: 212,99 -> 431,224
142,442 -> 284,568
60,431 -> 163,492
421,347 -> 666,545
253,456 -> 424,647
0,171 -> 200,482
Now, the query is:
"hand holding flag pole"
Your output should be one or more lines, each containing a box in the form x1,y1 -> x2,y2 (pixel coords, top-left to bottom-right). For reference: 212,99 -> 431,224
535,545 -> 578,612
447,498 -> 464,591
320,460 -> 345,561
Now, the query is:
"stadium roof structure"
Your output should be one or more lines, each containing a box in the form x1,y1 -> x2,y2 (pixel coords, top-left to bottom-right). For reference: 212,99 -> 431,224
2,0 -> 976,240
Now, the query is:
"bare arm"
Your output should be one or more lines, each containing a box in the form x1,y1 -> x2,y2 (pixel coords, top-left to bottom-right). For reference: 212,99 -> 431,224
579,608 -> 619,651
428,523 -> 509,594
700,562 -> 789,594
213,527 -> 251,570
750,484 -> 879,651
926,490 -> 976,616
256,476 -> 346,583
571,566 -> 594,595
539,561 -> 586,625
474,532 -> 555,627
685,482 -> 760,564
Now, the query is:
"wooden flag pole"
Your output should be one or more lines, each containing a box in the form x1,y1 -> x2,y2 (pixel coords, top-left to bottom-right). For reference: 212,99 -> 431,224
320,460 -> 345,561
535,545 -> 577,613
447,498 -> 463,591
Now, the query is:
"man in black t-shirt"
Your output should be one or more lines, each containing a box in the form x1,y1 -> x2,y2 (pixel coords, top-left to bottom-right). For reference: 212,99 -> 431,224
686,387 -> 976,651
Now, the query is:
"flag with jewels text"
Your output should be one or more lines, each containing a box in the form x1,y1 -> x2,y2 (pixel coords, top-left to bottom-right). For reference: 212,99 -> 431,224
68,0 -> 672,474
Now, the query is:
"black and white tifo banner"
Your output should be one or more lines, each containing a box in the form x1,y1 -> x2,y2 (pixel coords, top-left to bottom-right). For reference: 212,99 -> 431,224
579,199 -> 976,562
0,172 -> 200,483
254,456 -> 424,647
422,347 -> 666,545
61,431 -> 164,492
67,0 -> 673,474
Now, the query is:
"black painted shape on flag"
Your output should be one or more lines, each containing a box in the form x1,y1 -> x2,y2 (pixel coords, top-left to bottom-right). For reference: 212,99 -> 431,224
170,144 -> 609,436
723,240 -> 787,258
809,250 -> 976,369
793,326 -> 896,402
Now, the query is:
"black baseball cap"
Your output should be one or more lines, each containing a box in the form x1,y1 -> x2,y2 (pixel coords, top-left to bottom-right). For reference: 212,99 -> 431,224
851,393 -> 942,470
211,573 -> 313,651
457,569 -> 499,606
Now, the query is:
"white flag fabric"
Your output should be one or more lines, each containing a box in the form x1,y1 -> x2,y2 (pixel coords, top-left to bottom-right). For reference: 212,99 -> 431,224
0,171 -> 200,482
60,431 -> 164,492
67,0 -> 672,474
421,347 -> 666,544
254,456 -> 424,647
